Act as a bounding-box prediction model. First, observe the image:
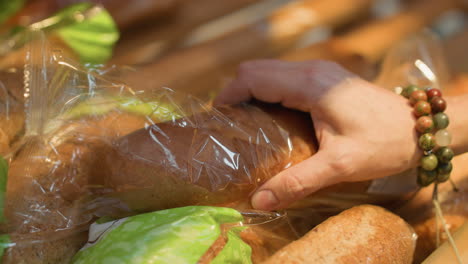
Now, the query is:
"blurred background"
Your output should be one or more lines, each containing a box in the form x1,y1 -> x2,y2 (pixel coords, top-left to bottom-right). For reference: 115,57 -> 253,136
1,0 -> 468,100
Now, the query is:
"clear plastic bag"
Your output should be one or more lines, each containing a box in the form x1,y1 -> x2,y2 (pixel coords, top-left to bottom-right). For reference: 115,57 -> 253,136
0,30 -> 447,263
0,32 -> 303,263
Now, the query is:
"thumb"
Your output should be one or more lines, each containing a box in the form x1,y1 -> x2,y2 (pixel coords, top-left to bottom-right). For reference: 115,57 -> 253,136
251,150 -> 340,211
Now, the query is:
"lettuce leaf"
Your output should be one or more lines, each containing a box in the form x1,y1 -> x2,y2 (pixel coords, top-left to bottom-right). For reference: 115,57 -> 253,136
54,3 -> 119,64
1,2 -> 119,64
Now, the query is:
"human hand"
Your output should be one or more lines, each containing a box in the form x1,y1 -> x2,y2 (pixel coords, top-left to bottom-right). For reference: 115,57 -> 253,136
214,60 -> 422,211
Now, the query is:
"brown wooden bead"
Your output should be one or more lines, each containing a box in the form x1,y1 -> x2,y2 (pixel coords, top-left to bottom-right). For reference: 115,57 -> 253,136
426,88 -> 442,100
415,116 -> 434,133
430,97 -> 446,113
409,90 -> 427,105
414,101 -> 431,117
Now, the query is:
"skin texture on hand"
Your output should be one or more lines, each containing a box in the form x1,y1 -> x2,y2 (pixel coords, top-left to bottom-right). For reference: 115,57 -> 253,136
214,60 -> 422,211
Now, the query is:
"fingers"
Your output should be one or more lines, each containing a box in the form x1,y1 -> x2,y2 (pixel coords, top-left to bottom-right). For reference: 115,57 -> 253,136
214,59 -> 356,112
214,59 -> 305,107
251,150 -> 341,211
214,60 -> 310,109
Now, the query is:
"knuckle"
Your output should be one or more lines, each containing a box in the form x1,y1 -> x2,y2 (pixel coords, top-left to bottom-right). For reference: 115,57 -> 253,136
282,171 -> 307,200
328,149 -> 355,177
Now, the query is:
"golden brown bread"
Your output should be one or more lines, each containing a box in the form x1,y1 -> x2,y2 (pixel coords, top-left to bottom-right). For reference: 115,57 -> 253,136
263,205 -> 416,264
1,104 -> 313,263
95,104 -> 315,211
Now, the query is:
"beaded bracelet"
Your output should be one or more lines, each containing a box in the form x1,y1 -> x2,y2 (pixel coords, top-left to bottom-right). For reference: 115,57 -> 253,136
401,85 -> 454,187
400,85 -> 462,263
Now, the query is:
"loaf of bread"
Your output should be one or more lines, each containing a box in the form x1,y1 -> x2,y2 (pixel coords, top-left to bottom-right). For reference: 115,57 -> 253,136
263,205 -> 416,264
2,101 -> 408,263
82,104 -> 313,212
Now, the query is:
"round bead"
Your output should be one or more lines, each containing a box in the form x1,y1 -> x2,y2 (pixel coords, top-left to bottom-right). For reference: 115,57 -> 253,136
436,147 -> 454,163
415,116 -> 434,133
437,161 -> 453,175
414,101 -> 431,117
421,154 -> 438,171
430,97 -> 447,113
417,168 -> 437,187
419,133 -> 436,151
435,129 -> 452,147
409,90 -> 428,105
402,85 -> 420,98
433,112 -> 449,130
426,88 -> 442,100
437,172 -> 450,183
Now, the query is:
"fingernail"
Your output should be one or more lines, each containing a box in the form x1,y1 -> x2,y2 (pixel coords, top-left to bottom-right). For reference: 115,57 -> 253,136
251,190 -> 279,210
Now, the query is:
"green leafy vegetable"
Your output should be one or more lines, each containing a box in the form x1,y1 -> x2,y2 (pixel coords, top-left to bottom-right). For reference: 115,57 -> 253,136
0,0 -> 25,25
72,206 -> 252,264
0,2 -> 119,64
54,3 -> 119,64
212,227 -> 252,264
0,156 -> 7,223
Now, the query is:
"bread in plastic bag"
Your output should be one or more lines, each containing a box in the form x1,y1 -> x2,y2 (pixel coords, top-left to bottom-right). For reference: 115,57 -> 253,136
0,31 -> 446,263
0,32 -> 306,263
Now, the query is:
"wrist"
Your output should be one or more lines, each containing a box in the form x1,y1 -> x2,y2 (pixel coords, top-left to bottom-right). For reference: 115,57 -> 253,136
445,95 -> 468,155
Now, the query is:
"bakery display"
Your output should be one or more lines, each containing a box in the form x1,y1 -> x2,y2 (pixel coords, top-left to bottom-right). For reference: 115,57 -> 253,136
0,0 -> 467,263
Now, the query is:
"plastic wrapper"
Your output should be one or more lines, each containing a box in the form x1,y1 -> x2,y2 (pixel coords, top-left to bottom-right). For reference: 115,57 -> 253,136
0,33 -> 303,263
0,30 -> 454,263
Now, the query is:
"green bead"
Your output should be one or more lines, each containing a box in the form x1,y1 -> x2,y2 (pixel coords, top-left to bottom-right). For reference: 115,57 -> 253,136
433,112 -> 449,129
437,172 -> 451,183
419,133 -> 436,151
437,161 -> 453,174
436,147 -> 454,163
421,154 -> 438,171
417,167 -> 437,187
402,85 -> 420,98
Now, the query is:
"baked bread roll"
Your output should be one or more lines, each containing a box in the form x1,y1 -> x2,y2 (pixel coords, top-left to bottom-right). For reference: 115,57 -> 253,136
263,205 -> 416,264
